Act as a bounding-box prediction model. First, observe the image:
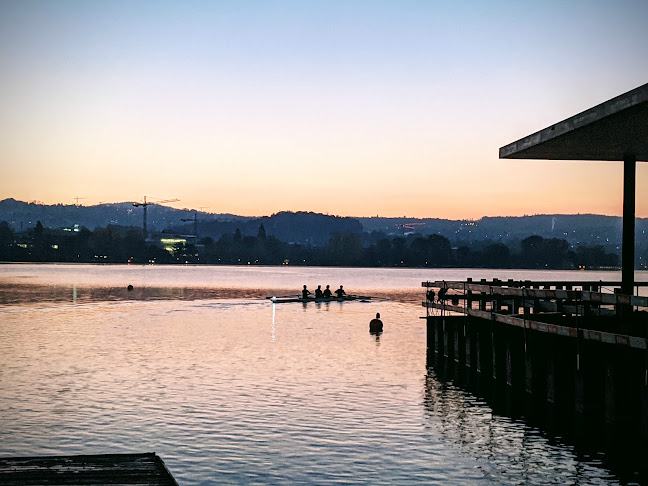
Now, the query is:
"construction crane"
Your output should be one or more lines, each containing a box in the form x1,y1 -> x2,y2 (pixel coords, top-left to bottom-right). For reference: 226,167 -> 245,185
133,196 -> 180,239
73,196 -> 86,207
181,212 -> 199,240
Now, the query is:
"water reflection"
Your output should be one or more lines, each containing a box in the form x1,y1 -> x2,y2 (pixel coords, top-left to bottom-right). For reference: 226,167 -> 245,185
0,283 -> 422,308
370,330 -> 382,345
424,366 -> 648,485
1,264 -> 643,485
0,283 -> 274,307
423,368 -> 641,485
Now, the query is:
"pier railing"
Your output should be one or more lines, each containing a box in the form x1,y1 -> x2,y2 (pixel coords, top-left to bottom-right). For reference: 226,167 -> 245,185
422,279 -> 648,348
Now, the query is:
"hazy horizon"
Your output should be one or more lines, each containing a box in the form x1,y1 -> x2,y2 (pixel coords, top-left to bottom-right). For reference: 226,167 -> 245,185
1,1 -> 647,218
3,196 -> 645,222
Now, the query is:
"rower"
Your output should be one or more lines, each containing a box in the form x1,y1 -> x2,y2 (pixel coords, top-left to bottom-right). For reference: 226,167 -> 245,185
302,285 -> 311,299
323,285 -> 332,298
315,285 -> 323,298
369,313 -> 383,333
334,285 -> 346,298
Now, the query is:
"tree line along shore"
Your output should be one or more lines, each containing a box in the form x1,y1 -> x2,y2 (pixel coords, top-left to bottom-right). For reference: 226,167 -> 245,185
0,220 -> 626,270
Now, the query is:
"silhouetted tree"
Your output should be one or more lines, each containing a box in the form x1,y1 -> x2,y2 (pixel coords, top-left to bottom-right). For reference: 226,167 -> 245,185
257,224 -> 266,240
481,243 -> 512,268
0,221 -> 15,246
571,245 -> 619,269
518,236 -> 570,269
409,235 -> 453,266
323,232 -> 363,266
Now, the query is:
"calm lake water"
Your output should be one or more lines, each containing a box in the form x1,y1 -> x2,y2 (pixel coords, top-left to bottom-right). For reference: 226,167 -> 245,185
1,264 -> 646,485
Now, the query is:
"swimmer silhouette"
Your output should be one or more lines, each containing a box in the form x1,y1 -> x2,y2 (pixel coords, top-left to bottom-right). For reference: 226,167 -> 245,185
369,313 -> 383,333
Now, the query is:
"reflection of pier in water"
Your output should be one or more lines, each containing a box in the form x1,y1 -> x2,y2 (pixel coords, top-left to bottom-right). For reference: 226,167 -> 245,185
423,278 -> 648,483
423,370 -> 623,485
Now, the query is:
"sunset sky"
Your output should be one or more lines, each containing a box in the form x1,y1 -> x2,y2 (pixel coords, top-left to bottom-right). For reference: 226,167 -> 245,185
1,0 -> 647,219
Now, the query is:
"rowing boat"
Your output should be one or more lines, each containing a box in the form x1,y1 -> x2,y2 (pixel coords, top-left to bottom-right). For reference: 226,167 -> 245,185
266,295 -> 372,304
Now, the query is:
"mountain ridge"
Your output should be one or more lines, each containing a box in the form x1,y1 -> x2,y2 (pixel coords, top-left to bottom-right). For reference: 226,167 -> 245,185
1,198 -> 646,249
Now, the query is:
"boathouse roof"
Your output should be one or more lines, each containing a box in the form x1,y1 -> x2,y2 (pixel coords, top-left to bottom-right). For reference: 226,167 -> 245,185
499,82 -> 648,161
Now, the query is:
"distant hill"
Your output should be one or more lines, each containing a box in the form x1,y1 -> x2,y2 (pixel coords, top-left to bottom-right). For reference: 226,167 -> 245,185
1,198 -> 646,250
358,214 -> 648,249
0,198 -> 248,233
0,199 -> 362,247
167,211 -> 363,246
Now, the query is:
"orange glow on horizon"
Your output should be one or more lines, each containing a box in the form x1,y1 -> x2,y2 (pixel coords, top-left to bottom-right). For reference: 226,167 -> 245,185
1,3 -> 647,222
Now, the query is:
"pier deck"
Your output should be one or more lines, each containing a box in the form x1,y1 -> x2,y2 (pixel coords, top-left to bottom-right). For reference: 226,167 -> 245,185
0,452 -> 178,485
422,279 -> 648,454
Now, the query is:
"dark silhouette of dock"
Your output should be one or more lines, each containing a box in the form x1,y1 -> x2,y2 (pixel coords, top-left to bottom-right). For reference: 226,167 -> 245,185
423,278 -> 648,480
0,452 -> 178,485
461,81 -> 648,480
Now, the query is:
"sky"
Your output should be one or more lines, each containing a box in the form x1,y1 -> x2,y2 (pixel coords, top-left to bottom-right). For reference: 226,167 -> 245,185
1,0 -> 647,219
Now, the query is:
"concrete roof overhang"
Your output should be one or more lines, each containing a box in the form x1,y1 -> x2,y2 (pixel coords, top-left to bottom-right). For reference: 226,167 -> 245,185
498,82 -> 647,295
499,82 -> 648,162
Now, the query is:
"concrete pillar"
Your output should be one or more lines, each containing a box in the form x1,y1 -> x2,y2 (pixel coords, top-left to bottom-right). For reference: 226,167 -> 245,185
426,317 -> 437,367
527,331 -> 554,426
475,321 -> 485,381
454,319 -> 461,367
433,317 -> 443,364
505,338 -> 514,388
465,319 -> 472,384
491,323 -> 506,387
578,341 -> 605,432
641,362 -> 648,445
573,334 -> 586,435
492,323 -> 498,382
453,318 -> 463,383
546,346 -> 556,406
443,317 -> 450,361
604,358 -> 616,431
622,154 -> 636,296
426,317 -> 434,352
524,337 -> 534,397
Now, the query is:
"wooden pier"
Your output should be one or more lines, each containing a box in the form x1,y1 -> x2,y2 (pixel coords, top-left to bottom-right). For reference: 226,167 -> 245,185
422,279 -> 648,455
0,452 -> 178,485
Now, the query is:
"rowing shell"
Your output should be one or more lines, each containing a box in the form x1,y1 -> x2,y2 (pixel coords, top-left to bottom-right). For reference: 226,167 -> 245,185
266,295 -> 372,304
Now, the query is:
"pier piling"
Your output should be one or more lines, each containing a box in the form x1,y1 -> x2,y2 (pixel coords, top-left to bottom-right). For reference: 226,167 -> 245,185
423,279 -> 648,449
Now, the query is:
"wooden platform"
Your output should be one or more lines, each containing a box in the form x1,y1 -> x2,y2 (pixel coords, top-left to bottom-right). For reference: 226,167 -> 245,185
0,452 -> 178,485
422,279 -> 648,449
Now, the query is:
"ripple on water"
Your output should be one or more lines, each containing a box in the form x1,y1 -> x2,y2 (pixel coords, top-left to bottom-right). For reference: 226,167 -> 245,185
0,293 -> 631,485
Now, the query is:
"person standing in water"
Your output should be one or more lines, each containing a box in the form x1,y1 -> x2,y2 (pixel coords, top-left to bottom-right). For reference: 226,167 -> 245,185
369,313 -> 383,333
302,285 -> 311,299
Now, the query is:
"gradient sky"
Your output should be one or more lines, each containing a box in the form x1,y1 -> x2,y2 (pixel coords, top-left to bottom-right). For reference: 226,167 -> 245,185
1,0 -> 647,219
